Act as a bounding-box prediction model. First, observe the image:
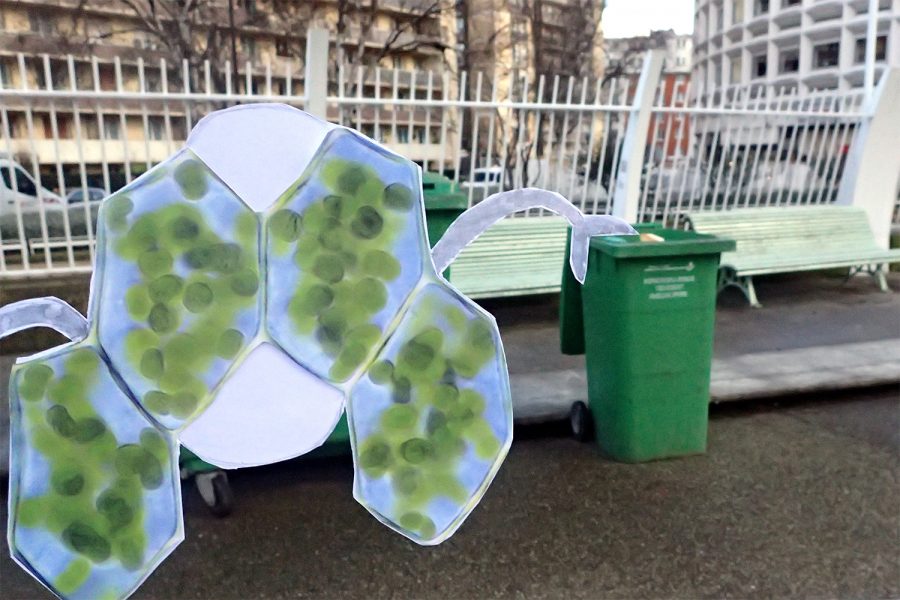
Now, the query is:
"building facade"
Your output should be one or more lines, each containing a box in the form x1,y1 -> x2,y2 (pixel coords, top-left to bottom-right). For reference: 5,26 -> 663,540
459,0 -> 604,96
602,30 -> 693,159
603,29 -> 693,76
0,0 -> 454,190
693,0 -> 900,95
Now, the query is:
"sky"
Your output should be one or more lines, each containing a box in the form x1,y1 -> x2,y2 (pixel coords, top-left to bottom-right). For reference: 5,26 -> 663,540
602,0 -> 695,38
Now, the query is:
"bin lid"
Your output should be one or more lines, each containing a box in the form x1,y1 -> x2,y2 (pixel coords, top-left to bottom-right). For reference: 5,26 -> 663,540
422,171 -> 468,209
589,224 -> 735,258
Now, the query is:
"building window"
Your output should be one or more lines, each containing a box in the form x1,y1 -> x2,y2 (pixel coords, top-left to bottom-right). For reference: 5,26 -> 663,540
754,0 -> 769,16
813,41 -> 840,69
29,12 -> 56,35
752,54 -> 767,78
148,117 -> 165,140
397,127 -> 409,143
730,56 -> 742,83
733,0 -> 744,22
0,61 -> 10,88
241,36 -> 256,60
102,118 -> 121,140
144,71 -> 162,92
782,0 -> 800,7
275,38 -> 291,58
855,35 -> 887,63
780,48 -> 799,73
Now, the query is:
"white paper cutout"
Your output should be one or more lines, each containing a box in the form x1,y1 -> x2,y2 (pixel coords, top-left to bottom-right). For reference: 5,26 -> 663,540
0,297 -> 89,342
431,188 -> 636,283
1,103 -> 634,600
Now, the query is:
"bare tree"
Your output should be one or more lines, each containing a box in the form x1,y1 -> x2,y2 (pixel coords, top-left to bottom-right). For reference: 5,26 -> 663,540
457,0 -> 603,189
75,0 -> 256,91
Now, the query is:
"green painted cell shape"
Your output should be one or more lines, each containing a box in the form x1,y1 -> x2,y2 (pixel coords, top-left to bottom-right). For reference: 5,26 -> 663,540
356,294 -> 503,539
103,169 -> 260,424
268,157 -> 414,383
12,347 -> 174,596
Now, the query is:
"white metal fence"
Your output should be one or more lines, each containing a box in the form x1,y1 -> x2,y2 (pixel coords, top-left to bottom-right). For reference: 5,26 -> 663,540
0,45 -> 895,280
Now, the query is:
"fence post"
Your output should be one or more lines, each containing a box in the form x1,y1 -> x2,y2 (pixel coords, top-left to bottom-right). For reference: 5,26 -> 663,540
304,28 -> 329,119
611,50 -> 665,223
835,68 -> 900,249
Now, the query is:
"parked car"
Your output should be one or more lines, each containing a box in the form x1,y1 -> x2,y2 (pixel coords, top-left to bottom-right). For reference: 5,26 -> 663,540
461,166 -> 503,191
745,160 -> 822,195
66,187 -> 107,204
643,163 -> 708,199
0,157 -> 64,216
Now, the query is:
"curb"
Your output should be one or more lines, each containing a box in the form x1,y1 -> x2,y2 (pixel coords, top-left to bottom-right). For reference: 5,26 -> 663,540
509,338 -> 900,423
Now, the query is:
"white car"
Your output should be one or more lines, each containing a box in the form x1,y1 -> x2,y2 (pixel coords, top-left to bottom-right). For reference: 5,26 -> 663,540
0,157 -> 64,216
66,187 -> 107,204
461,166 -> 503,190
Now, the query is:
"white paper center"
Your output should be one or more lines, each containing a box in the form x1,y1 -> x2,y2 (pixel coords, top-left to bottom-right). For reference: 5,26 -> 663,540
180,342 -> 345,469
186,104 -> 336,211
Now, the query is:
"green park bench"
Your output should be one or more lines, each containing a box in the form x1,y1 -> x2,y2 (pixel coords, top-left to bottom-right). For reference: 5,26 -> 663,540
450,215 -> 569,298
687,206 -> 900,308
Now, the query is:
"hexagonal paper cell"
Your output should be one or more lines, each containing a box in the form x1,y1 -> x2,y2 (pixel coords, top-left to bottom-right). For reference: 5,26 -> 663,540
95,150 -> 261,430
265,129 -> 429,385
8,343 -> 182,600
348,281 -> 513,545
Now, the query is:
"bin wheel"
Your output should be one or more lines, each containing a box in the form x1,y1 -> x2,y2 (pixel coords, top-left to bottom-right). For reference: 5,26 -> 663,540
570,401 -> 594,442
195,471 -> 234,518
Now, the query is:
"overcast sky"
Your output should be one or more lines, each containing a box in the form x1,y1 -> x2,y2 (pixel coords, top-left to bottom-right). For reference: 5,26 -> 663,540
603,0 -> 695,38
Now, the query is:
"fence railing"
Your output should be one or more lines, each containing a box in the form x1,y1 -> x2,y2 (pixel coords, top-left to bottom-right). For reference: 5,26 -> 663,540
0,43 -> 894,281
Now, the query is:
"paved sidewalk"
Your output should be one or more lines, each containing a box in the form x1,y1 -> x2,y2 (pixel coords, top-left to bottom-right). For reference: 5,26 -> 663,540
491,270 -> 900,422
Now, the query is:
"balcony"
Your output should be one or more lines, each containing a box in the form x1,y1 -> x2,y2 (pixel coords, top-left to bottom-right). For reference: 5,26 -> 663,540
850,0 -> 892,13
4,137 -> 173,165
0,32 -> 166,65
842,63 -> 887,88
746,13 -> 770,36
807,0 -> 845,22
772,3 -> 803,28
803,67 -> 840,90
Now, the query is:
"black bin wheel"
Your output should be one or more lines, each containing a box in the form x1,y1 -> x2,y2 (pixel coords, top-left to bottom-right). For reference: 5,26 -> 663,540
570,401 -> 594,442
195,471 -> 234,518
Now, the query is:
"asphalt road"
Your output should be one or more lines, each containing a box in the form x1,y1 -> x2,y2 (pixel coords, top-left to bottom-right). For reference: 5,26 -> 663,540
2,388 -> 897,599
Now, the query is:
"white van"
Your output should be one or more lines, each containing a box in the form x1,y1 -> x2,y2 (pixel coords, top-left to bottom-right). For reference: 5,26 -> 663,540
0,156 -> 64,217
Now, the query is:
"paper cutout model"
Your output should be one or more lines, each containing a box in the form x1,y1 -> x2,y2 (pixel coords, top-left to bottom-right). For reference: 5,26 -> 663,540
1,104 -> 634,599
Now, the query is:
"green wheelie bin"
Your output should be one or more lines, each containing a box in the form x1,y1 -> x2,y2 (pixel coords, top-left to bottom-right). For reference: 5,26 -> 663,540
421,171 -> 468,279
318,172 -> 467,451
560,224 -> 735,462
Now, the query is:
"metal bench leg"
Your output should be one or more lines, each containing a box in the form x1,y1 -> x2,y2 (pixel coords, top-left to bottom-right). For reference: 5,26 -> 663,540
717,268 -> 761,308
742,276 -> 761,308
874,265 -> 890,292
844,265 -> 862,284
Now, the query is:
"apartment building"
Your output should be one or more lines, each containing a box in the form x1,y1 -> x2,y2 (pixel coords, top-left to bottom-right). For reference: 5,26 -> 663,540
604,29 -> 694,76
602,30 -> 693,159
459,0 -> 605,93
693,0 -> 900,95
452,0 -> 605,184
0,0 -> 453,191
